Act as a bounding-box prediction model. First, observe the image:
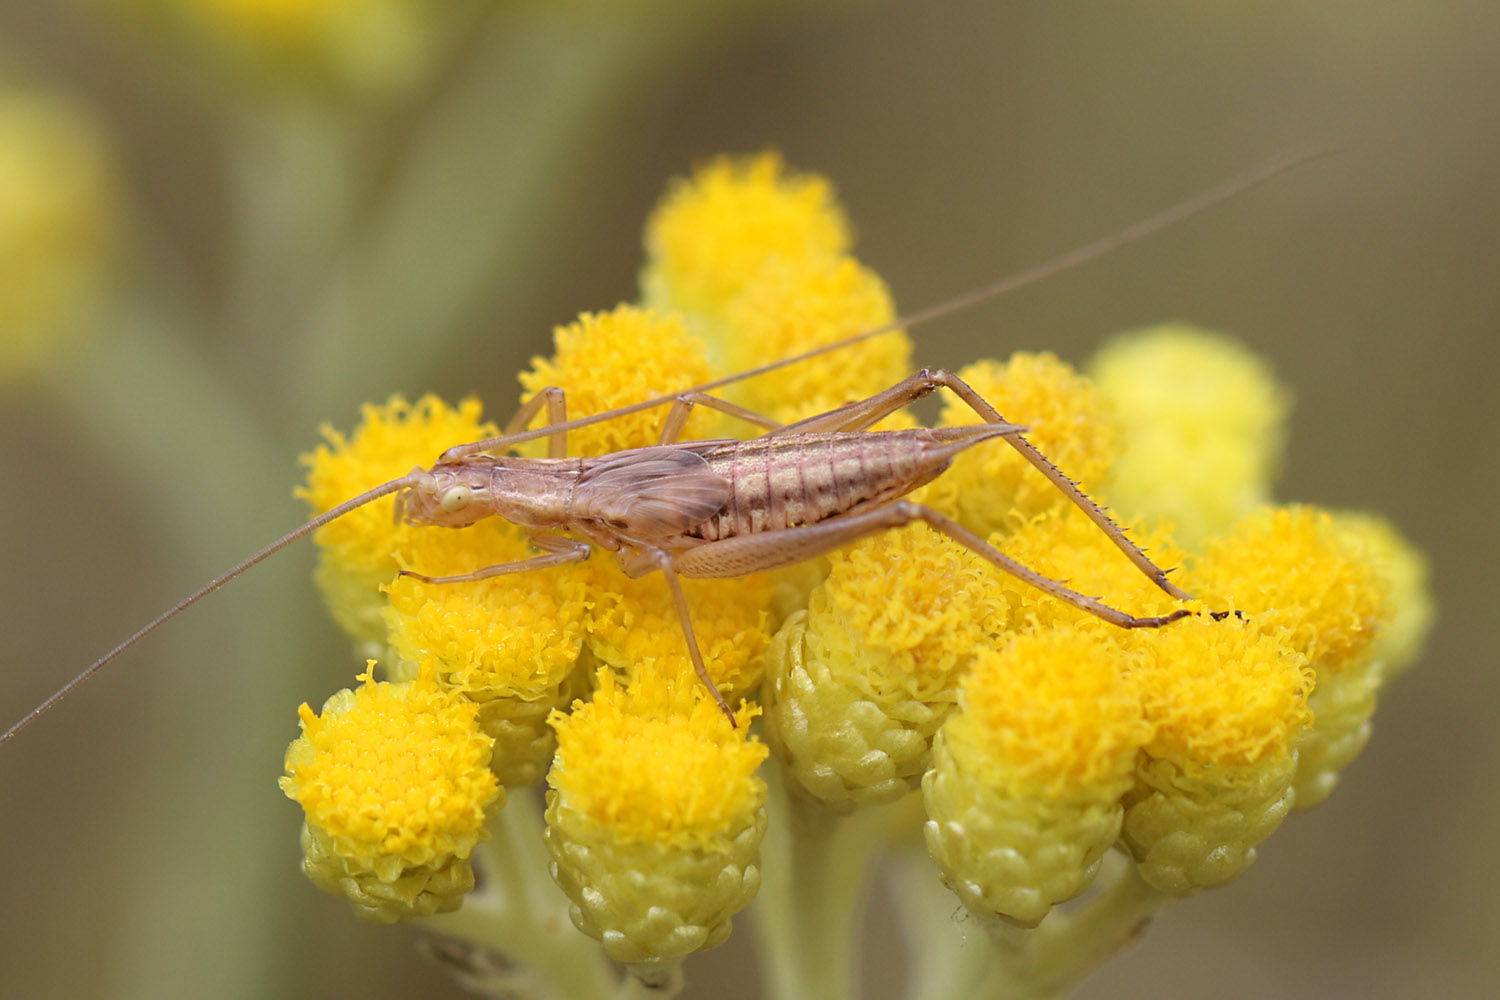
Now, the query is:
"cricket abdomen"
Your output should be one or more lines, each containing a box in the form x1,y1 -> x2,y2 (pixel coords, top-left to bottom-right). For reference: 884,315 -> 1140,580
691,427 -> 1003,542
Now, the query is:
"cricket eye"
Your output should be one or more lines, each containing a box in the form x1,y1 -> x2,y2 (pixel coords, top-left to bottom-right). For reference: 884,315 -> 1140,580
439,485 -> 474,513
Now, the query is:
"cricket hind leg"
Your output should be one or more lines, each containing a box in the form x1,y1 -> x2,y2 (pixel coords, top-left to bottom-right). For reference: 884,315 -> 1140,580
672,500 -> 1190,630
771,369 -> 1189,602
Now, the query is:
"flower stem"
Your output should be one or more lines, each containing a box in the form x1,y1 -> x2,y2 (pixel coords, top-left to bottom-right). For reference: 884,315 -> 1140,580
422,793 -> 617,1000
755,765 -> 887,1000
974,859 -> 1172,1000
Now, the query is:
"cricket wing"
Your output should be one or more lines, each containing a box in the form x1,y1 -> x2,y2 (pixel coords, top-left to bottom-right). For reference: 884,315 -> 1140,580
575,447 -> 732,538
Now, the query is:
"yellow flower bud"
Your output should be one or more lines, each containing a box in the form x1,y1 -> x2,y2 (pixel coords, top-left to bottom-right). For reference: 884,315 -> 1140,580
1089,325 -> 1289,546
297,395 -> 498,655
281,663 -> 503,923
641,152 -> 851,339
519,305 -> 717,457
922,354 -> 1121,541
545,670 -> 766,966
923,631 -> 1151,927
763,523 -> 1009,811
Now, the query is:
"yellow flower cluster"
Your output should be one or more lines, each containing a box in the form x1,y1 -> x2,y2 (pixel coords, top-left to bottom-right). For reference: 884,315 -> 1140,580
282,153 -> 1431,977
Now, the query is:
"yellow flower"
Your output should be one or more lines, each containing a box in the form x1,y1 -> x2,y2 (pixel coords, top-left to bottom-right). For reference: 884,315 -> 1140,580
382,517 -> 594,788
281,662 -> 503,923
1193,505 -> 1390,675
545,670 -> 766,965
924,631 -> 1151,927
0,86 -> 117,378
922,354 -> 1121,540
1332,510 -> 1434,684
722,255 -> 911,426
297,394 -> 498,654
763,523 -> 1010,811
1089,325 -> 1290,546
519,305 -> 717,457
583,558 -> 774,702
1122,610 -> 1313,895
641,152 -> 851,340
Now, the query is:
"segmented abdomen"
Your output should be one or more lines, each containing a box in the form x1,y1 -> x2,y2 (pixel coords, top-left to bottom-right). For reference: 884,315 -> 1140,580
691,430 -> 949,541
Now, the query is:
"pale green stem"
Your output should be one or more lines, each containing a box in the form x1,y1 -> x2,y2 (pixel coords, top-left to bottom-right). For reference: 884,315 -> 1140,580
621,963 -> 684,998
422,794 -> 618,1000
885,844 -> 994,1000
755,765 -> 888,1000
971,859 -> 1173,1000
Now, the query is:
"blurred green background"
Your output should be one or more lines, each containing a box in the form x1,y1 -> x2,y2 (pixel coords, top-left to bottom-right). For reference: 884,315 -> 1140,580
0,1 -> 1493,998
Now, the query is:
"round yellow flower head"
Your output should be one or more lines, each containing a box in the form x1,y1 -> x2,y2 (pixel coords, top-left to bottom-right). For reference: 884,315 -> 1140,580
0,86 -> 117,378
641,152 -> 851,330
763,523 -> 1010,811
1197,506 -> 1406,810
1137,615 -> 1314,775
1123,615 -> 1312,895
519,305 -> 716,458
1332,510 -> 1434,684
545,669 -> 767,965
924,630 -> 1151,927
1089,324 -> 1290,546
583,558 -> 774,702
722,254 -> 911,425
383,517 -> 593,787
281,662 -> 503,923
298,394 -> 497,654
1193,505 -> 1391,674
924,354 -> 1121,540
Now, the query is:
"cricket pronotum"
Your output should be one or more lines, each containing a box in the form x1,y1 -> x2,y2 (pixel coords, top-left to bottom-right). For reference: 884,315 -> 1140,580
1,141 -> 1335,742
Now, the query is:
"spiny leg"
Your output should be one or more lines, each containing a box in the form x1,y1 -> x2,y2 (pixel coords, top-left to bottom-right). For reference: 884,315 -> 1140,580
672,499 -> 1189,629
657,392 -> 782,445
772,368 -> 1188,601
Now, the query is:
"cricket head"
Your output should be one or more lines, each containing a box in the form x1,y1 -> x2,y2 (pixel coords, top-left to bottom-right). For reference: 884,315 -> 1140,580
395,461 -> 496,528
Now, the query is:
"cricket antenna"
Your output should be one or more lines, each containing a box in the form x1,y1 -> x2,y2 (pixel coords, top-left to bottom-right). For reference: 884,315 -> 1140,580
0,475 -> 418,746
443,136 -> 1345,459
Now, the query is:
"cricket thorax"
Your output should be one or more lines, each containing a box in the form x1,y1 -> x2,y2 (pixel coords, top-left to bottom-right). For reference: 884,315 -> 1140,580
398,455 -> 581,530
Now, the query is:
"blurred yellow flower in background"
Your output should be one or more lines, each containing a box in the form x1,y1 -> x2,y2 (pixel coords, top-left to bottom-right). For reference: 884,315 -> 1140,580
0,84 -> 117,378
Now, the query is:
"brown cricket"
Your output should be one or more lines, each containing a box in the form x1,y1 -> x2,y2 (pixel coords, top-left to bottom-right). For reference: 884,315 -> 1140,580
0,142 -> 1333,743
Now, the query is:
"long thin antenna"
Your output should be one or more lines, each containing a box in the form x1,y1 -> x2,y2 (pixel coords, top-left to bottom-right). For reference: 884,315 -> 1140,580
444,138 -> 1341,460
0,476 -> 417,746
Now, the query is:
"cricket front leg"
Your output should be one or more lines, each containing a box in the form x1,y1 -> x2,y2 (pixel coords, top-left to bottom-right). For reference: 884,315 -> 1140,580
672,501 -> 1190,630
399,535 -> 591,584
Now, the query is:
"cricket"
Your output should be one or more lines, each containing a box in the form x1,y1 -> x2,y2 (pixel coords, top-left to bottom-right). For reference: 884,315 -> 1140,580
0,142 -> 1333,742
